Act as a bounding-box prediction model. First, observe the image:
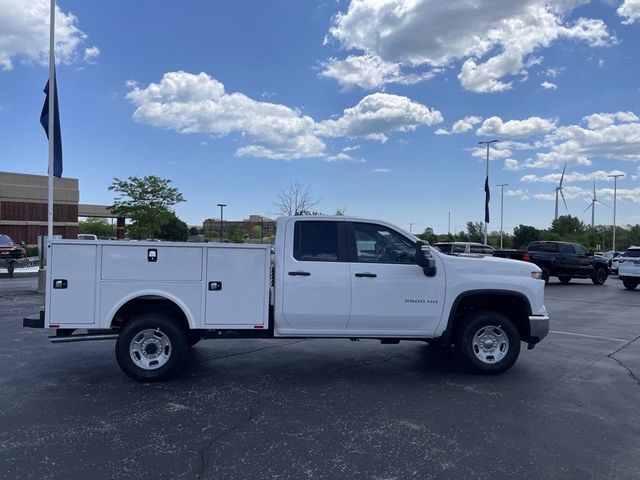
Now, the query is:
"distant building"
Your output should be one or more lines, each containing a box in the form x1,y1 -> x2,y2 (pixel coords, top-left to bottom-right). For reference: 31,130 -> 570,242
0,171 -> 79,244
0,171 -> 126,244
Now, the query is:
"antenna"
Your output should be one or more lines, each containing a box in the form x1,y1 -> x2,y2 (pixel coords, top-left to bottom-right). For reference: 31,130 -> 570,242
554,164 -> 568,220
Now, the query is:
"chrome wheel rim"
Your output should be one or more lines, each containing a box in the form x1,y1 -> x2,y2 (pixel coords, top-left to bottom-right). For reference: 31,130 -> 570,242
129,328 -> 172,370
471,325 -> 509,364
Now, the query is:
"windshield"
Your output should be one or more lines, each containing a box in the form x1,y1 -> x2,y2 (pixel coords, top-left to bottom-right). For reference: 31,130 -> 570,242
0,235 -> 14,246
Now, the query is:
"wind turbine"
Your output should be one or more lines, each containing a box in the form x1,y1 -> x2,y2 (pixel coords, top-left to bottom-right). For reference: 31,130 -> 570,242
583,180 -> 607,228
554,164 -> 568,221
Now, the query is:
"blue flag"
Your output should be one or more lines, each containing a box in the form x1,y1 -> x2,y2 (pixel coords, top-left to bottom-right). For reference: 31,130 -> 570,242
484,175 -> 490,223
40,70 -> 63,178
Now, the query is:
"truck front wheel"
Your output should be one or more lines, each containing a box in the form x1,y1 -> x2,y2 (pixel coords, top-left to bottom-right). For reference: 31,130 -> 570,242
622,280 -> 638,290
115,313 -> 189,383
455,311 -> 521,374
592,267 -> 608,285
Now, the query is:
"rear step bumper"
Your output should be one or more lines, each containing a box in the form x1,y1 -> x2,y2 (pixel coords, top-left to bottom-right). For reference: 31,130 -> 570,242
23,311 -> 44,329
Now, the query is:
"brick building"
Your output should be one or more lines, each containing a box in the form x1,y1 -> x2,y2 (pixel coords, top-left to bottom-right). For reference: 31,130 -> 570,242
0,171 -> 79,244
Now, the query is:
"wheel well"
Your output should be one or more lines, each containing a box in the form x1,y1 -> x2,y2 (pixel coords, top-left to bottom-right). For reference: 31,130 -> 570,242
446,292 -> 533,345
110,297 -> 190,331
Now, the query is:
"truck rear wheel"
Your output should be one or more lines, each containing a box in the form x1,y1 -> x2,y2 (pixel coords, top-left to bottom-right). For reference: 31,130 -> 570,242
540,268 -> 550,285
558,276 -> 571,284
592,267 -> 608,285
115,313 -> 188,382
455,311 -> 520,374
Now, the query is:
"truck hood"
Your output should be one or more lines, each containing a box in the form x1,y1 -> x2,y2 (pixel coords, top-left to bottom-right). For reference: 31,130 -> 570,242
436,252 -> 541,276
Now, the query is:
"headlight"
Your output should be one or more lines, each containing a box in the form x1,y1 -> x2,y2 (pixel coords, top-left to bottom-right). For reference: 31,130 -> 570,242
531,271 -> 543,280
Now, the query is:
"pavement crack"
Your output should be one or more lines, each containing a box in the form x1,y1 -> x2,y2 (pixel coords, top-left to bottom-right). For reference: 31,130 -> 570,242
194,339 -> 309,365
606,334 -> 640,387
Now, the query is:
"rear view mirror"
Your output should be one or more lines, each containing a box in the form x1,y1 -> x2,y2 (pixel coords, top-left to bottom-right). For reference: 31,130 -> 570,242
416,240 -> 437,277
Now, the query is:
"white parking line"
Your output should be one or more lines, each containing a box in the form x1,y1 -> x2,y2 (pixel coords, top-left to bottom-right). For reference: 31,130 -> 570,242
550,330 -> 627,343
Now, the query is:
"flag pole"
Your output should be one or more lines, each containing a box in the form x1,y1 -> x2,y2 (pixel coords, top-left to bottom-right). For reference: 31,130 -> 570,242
47,0 -> 56,241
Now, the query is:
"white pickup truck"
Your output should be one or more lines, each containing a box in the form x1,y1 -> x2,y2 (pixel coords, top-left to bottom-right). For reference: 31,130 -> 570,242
24,216 -> 549,382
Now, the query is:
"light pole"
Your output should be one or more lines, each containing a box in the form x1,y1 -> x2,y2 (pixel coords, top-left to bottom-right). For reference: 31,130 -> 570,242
217,203 -> 226,243
607,173 -> 623,252
478,140 -> 499,245
497,183 -> 509,250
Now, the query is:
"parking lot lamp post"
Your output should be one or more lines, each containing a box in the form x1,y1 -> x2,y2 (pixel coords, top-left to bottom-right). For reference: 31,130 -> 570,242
497,184 -> 508,250
478,140 -> 499,245
217,204 -> 226,243
607,173 -> 623,252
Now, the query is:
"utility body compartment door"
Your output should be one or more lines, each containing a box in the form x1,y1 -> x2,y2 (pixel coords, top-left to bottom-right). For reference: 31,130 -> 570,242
205,246 -> 270,327
46,243 -> 98,327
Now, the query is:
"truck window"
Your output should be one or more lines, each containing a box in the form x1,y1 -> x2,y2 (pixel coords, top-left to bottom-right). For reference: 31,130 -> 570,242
294,221 -> 338,262
352,223 -> 415,264
529,242 -> 558,253
573,245 -> 587,256
559,244 -> 575,255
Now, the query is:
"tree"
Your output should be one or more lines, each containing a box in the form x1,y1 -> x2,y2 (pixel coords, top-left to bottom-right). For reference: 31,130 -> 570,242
188,227 -> 200,236
512,225 -> 541,249
274,182 -> 320,216
225,224 -> 244,243
550,215 -> 584,239
109,176 -> 185,239
159,214 -> 189,241
417,227 -> 438,245
466,222 -> 485,243
78,218 -> 115,238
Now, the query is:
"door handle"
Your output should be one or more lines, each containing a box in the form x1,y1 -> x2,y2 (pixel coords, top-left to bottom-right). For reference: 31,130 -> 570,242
355,272 -> 377,278
288,271 -> 311,276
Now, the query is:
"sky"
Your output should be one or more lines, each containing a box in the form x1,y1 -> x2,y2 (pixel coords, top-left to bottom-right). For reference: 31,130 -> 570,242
0,0 -> 639,235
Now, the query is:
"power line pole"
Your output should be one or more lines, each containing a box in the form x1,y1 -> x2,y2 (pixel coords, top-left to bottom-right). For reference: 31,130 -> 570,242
217,203 -> 226,243
607,173 -> 624,252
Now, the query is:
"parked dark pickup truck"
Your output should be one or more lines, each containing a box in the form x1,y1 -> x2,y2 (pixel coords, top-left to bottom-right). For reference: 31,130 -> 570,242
495,241 -> 609,285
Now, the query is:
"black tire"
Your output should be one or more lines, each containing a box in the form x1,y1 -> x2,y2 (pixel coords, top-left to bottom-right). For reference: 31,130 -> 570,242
454,311 -> 521,374
188,331 -> 202,348
115,313 -> 188,383
7,261 -> 15,277
592,267 -> 608,285
541,268 -> 550,285
558,276 -> 571,284
622,280 -> 638,290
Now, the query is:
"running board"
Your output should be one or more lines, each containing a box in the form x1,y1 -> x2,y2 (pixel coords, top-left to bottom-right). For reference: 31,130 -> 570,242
49,333 -> 118,343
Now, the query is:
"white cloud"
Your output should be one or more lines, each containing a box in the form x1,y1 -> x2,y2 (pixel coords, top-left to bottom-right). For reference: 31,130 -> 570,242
323,0 -> 614,92
373,168 -> 390,173
435,116 -> 482,135
504,189 -> 530,200
599,187 -> 640,203
317,92 -> 443,142
583,111 -> 639,130
325,152 -> 365,162
127,72 -> 441,160
83,46 -> 100,63
618,0 -> 640,24
541,81 -> 557,90
471,146 -> 513,160
320,54 -> 435,90
521,169 -> 627,183
632,166 -> 640,181
532,185 -> 591,201
477,116 -> 556,137
504,159 -> 523,171
0,0 -> 88,70
127,71 -> 325,160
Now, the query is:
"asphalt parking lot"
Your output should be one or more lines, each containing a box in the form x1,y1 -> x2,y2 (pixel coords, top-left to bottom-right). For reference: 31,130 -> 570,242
1,271 -> 639,480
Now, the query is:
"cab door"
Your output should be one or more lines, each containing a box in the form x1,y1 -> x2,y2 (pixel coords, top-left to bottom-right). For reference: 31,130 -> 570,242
281,220 -> 351,331
346,222 -> 445,335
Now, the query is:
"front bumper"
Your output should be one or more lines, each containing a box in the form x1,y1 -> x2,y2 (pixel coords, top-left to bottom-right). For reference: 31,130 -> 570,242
528,314 -> 550,344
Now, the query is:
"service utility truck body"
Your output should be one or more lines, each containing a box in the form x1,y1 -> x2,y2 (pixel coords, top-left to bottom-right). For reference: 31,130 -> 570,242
24,216 -> 550,382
